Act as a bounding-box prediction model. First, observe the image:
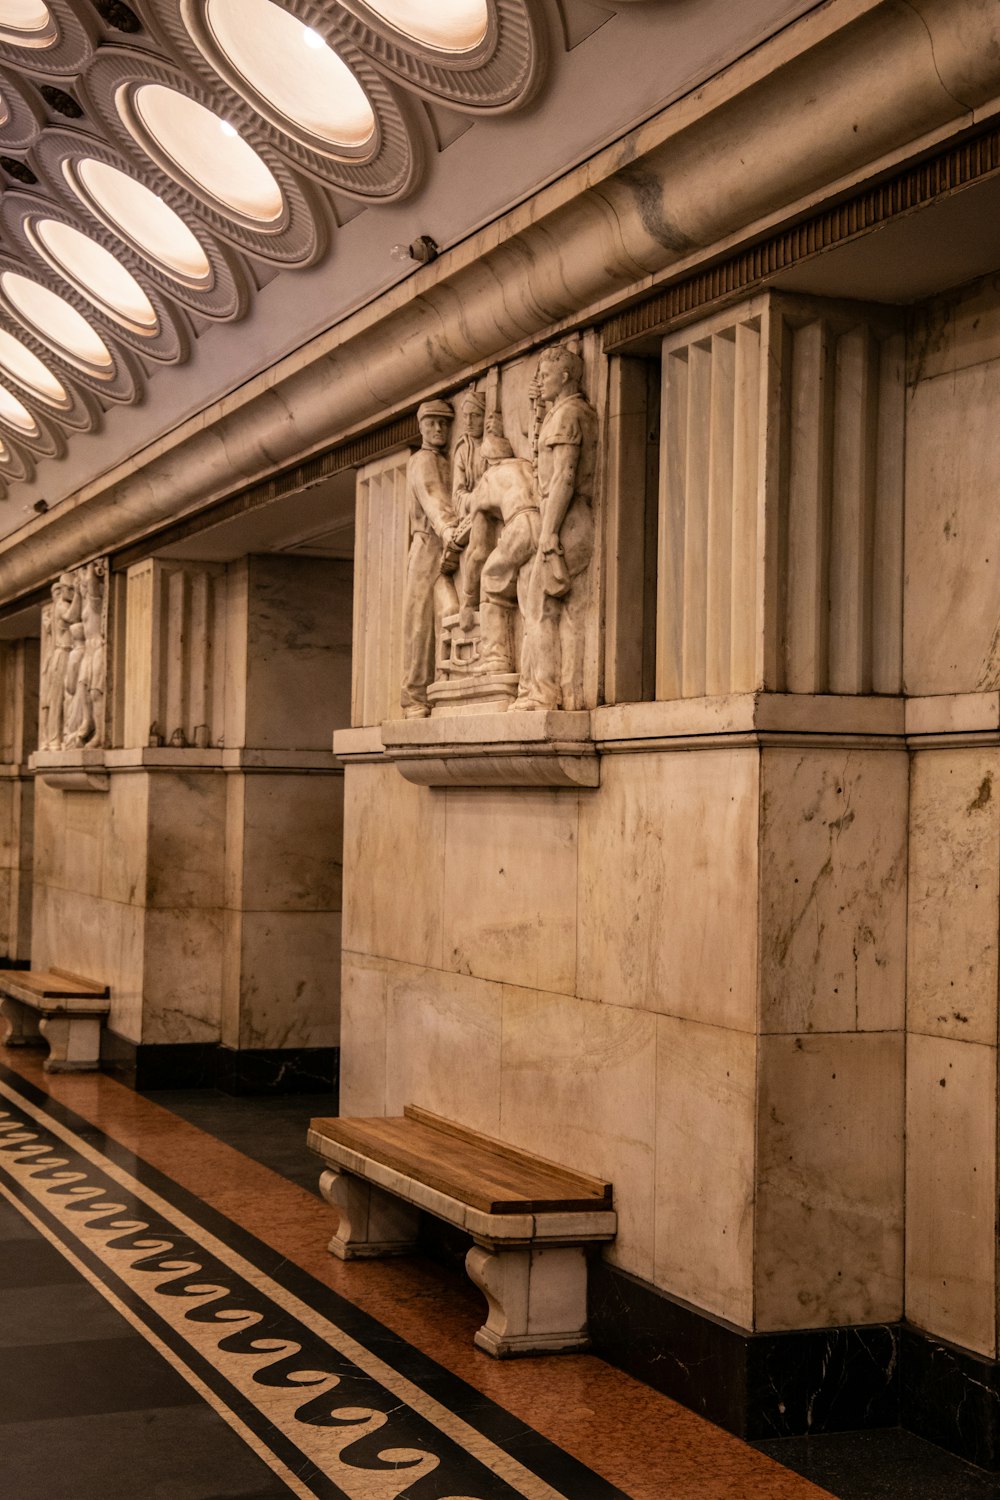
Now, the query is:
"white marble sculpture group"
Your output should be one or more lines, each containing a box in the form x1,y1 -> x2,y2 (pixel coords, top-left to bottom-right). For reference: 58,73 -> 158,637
40,559 -> 108,751
401,340 -> 597,717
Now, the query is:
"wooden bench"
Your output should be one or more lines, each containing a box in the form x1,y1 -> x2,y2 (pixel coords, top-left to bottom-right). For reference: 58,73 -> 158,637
307,1105 -> 616,1358
0,968 -> 110,1073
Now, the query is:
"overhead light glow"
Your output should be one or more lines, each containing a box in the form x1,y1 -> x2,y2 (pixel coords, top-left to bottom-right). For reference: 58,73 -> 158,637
204,0 -> 375,150
2,272 -> 114,370
219,119 -> 237,138
0,327 -> 68,403
0,0 -> 53,36
365,0 -> 488,52
129,83 -> 284,223
0,383 -> 37,433
72,158 -> 212,284
32,219 -> 159,333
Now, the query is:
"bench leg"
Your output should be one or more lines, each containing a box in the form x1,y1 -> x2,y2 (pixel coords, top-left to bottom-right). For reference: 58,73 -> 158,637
319,1168 -> 420,1259
38,1016 -> 102,1073
466,1240 -> 591,1358
1,996 -> 42,1048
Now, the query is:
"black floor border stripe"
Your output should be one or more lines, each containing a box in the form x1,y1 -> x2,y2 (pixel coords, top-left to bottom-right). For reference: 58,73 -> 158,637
0,1063 -> 634,1500
0,1146 -> 340,1499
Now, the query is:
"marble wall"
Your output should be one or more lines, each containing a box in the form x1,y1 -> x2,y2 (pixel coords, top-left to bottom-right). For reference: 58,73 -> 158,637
30,553 -> 351,1061
340,736 -> 907,1331
0,640 -> 37,962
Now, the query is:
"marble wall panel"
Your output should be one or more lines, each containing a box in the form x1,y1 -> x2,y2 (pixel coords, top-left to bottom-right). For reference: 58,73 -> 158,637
146,772 -> 226,910
0,780 -> 17,870
905,355 -> 1000,695
500,986 -> 656,1280
243,557 -> 353,751
577,749 -> 758,1030
755,1031 -> 904,1331
758,748 -> 907,1033
141,906 -> 224,1046
227,908 -> 341,1051
31,883 -> 144,1043
442,790 -> 578,995
339,955 -> 388,1117
905,1032 -> 998,1357
384,962 -> 502,1136
908,749 -> 1000,1045
238,773 -> 343,913
98,773 -> 150,908
653,1015 -> 756,1323
342,764 -> 445,970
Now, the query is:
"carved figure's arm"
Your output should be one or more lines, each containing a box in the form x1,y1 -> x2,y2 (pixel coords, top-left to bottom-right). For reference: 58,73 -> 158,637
412,454 -> 458,542
540,442 -> 579,554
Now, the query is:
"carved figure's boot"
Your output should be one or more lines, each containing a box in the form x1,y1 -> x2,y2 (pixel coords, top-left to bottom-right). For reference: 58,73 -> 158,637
477,600 -> 515,674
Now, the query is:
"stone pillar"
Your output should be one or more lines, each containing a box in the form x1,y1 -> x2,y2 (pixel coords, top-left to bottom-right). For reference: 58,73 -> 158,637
335,292 -> 910,1437
219,555 -> 351,1093
0,639 -> 37,964
897,273 -> 1000,1467
29,551 -> 351,1093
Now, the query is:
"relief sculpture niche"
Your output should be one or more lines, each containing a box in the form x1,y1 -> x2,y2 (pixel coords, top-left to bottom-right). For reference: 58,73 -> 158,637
39,558 -> 108,751
401,338 -> 598,718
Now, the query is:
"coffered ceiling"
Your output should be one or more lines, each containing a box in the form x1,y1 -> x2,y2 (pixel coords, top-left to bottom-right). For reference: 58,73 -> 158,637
0,0 -> 817,535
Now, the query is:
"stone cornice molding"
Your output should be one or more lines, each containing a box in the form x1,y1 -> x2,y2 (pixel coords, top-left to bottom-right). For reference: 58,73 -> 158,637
0,0 -> 998,604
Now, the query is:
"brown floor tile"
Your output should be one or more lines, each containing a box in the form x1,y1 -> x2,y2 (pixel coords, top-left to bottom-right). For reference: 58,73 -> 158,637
0,1049 -> 833,1500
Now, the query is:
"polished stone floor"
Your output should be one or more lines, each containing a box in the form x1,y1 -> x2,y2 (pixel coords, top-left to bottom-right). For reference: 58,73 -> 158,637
0,1050 -> 998,1500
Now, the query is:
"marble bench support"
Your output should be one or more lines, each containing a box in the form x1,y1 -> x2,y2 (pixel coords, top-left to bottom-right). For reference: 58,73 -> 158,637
310,1134 -> 617,1358
1,994 -> 109,1072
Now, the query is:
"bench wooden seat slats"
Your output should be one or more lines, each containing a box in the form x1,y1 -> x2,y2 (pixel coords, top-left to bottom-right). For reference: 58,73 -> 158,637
1,969 -> 110,1003
310,1107 -> 611,1216
308,1104 -> 617,1359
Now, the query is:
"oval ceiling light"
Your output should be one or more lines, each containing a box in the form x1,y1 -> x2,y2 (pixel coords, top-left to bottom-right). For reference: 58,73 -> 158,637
0,0 -> 56,46
31,218 -> 158,333
365,0 -> 488,52
0,382 -> 37,433
1,272 -> 114,371
202,0 -> 375,150
71,158 -> 212,285
0,327 -> 68,403
127,84 -> 284,223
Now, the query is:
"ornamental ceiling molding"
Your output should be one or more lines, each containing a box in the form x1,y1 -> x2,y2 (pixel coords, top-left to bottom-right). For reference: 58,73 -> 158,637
0,0 -> 990,602
0,0 -> 553,474
79,48 -> 330,263
2,188 -> 188,359
32,127 -> 250,321
152,2 -> 423,201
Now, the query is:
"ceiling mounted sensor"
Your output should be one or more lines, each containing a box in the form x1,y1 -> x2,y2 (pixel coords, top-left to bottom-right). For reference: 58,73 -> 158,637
29,217 -> 159,333
1,270 -> 114,372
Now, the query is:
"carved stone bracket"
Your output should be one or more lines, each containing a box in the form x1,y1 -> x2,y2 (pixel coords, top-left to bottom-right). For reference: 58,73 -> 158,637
31,749 -> 109,792
380,710 -> 598,788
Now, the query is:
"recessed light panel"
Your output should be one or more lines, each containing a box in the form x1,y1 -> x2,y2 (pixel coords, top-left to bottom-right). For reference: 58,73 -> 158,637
128,84 -> 284,223
0,327 -> 67,402
32,218 -> 158,332
366,0 -> 488,52
73,158 -> 212,284
0,381 -> 36,432
0,0 -> 54,42
204,0 -> 375,150
2,272 -> 114,370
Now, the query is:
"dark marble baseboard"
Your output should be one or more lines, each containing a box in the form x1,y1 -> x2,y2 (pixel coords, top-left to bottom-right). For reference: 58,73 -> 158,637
0,957 -> 31,970
901,1326 -> 1000,1471
214,1046 -> 338,1097
589,1262 -> 1000,1470
588,1260 -> 897,1442
99,1032 -> 338,1098
100,1032 -> 217,1092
